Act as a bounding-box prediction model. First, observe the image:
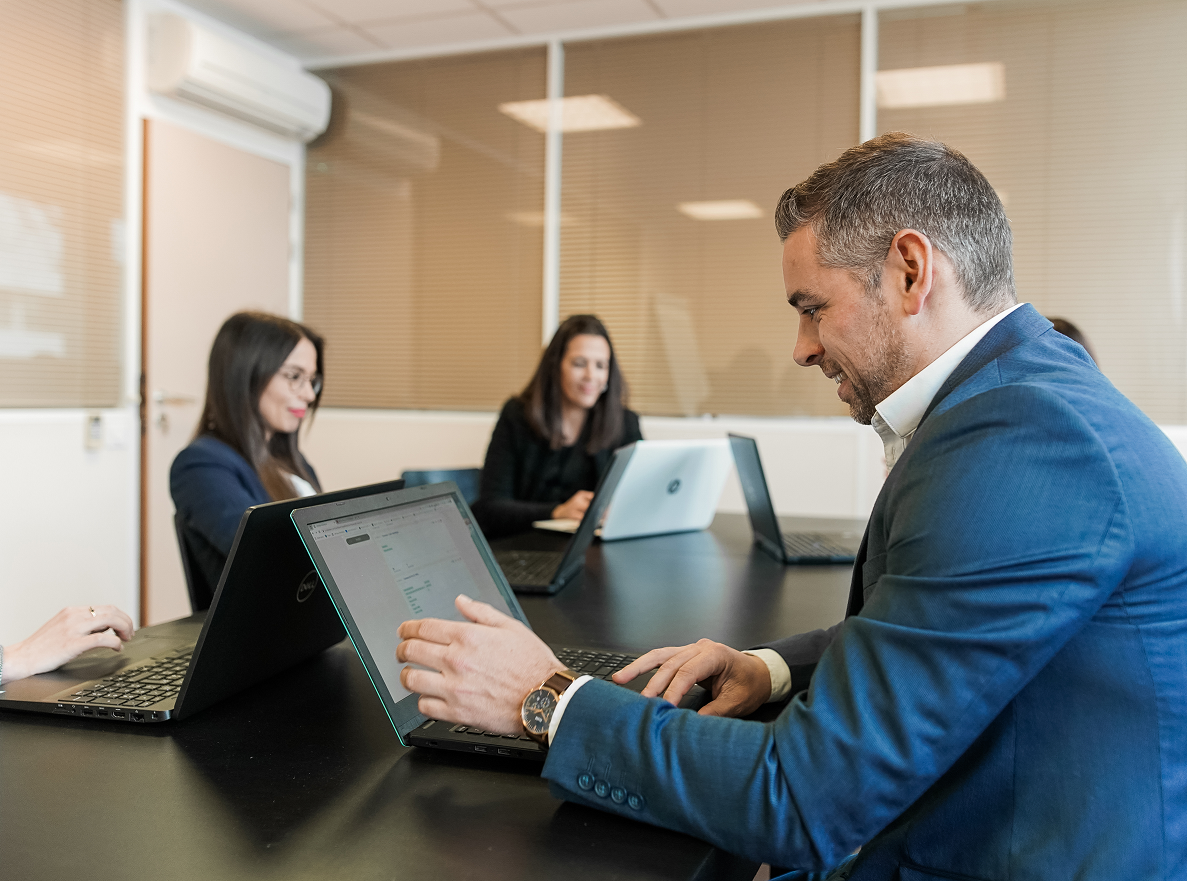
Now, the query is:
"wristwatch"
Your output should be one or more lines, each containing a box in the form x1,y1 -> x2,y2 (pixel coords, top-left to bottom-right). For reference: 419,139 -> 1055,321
521,669 -> 579,745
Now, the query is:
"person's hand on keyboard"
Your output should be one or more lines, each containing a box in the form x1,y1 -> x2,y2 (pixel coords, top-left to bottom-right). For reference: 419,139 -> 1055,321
613,639 -> 772,718
1,605 -> 134,684
397,595 -> 564,736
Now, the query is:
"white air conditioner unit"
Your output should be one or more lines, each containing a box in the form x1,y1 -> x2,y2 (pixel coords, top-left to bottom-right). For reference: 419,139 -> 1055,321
148,13 -> 331,142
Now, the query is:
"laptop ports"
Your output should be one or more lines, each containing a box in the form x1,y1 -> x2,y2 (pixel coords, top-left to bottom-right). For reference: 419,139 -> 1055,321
96,708 -> 109,717
132,712 -> 145,722
81,707 -> 95,716
111,710 -> 126,720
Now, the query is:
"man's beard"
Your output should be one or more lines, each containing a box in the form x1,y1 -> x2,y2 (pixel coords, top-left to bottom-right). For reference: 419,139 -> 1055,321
829,302 -> 911,425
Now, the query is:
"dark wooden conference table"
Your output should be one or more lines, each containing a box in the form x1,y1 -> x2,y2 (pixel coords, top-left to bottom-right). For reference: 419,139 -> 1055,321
0,513 -> 858,881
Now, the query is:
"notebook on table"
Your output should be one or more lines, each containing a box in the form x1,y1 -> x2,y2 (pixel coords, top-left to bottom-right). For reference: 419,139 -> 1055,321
728,433 -> 861,564
0,479 -> 404,724
291,481 -> 704,762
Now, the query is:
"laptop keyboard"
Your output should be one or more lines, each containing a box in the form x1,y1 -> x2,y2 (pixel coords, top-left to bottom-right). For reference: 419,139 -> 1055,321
554,647 -> 637,681
495,550 -> 562,586
59,650 -> 193,708
781,532 -> 858,560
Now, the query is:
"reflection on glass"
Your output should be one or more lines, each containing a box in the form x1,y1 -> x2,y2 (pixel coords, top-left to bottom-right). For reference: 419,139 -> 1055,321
876,62 -> 1005,109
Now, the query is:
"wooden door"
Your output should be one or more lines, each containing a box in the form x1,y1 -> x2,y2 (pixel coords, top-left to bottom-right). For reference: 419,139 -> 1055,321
141,119 -> 290,625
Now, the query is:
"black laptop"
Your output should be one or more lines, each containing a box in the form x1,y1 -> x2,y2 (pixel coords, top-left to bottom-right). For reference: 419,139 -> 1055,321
493,443 -> 634,594
727,433 -> 862,564
0,479 -> 403,724
292,480 -> 704,761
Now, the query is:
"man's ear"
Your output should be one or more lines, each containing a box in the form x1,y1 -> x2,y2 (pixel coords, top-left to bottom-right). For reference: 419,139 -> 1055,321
885,229 -> 934,316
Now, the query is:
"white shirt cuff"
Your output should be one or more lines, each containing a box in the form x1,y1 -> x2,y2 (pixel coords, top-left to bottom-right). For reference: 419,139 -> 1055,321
744,648 -> 792,703
547,674 -> 593,745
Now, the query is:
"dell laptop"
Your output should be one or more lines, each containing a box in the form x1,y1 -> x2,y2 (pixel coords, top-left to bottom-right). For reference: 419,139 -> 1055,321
728,433 -> 861,564
0,479 -> 404,724
494,443 -> 633,594
292,481 -> 704,762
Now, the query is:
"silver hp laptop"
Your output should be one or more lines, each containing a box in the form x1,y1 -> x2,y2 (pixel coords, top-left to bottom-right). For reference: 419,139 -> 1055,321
728,433 -> 861,564
494,444 -> 633,594
0,479 -> 403,724
291,481 -> 704,761
598,439 -> 732,541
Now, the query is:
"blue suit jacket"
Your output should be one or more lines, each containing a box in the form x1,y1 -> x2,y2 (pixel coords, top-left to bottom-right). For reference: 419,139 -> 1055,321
170,435 -> 318,605
542,305 -> 1187,880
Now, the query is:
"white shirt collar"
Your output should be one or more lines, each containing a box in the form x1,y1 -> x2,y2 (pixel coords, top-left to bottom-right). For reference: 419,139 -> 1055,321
872,303 -> 1024,470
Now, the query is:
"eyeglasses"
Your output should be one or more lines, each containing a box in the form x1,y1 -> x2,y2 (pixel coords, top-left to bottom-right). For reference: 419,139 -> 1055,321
278,368 -> 323,396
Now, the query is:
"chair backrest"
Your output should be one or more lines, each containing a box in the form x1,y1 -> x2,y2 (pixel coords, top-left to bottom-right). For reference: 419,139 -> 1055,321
174,512 -> 217,612
400,468 -> 482,505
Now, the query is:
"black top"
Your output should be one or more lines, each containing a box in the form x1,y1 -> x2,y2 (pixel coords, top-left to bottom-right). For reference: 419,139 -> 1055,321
472,397 -> 643,539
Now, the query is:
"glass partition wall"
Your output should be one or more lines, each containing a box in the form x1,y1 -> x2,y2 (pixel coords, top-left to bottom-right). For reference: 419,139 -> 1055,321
305,48 -> 546,409
305,0 -> 1187,423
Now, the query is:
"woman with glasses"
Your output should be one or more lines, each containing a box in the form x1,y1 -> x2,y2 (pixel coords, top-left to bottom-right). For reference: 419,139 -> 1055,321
170,312 -> 325,608
472,314 -> 641,539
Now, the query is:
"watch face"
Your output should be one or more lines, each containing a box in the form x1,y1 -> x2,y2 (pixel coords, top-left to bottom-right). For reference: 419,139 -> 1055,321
521,687 -> 559,737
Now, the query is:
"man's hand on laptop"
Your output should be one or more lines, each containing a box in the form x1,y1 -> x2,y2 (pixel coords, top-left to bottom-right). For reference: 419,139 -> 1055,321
1,605 -> 134,684
613,639 -> 771,718
397,595 -> 564,735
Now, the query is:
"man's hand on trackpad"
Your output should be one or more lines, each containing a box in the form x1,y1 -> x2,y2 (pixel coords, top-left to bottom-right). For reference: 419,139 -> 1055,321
612,639 -> 772,718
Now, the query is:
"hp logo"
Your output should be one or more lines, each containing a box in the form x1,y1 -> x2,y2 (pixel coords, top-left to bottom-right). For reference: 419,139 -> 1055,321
667,479 -> 681,494
296,569 -> 320,603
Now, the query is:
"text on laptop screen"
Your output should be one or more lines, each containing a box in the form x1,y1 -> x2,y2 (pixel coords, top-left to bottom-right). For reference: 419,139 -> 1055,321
307,494 -> 514,703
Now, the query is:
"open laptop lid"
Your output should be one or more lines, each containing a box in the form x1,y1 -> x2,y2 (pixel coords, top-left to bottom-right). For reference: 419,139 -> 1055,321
175,478 -> 406,719
727,434 -> 785,558
599,439 -> 731,541
292,482 -> 529,744
546,442 -> 636,588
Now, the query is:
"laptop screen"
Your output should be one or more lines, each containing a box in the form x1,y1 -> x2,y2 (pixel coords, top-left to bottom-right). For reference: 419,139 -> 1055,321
302,488 -> 522,711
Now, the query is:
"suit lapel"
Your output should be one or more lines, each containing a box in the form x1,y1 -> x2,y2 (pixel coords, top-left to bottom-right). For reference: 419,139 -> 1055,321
845,527 -> 871,617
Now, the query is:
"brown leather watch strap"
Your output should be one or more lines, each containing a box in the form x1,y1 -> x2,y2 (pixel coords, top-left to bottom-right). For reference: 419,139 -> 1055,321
542,669 -> 578,694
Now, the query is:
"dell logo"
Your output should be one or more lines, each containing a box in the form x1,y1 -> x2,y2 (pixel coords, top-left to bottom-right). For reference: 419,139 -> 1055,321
296,569 -> 320,603
667,479 -> 681,494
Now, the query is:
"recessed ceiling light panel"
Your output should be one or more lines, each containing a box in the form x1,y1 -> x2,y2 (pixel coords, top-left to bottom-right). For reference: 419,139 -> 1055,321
677,200 -> 764,221
876,62 -> 1005,109
498,95 -> 641,133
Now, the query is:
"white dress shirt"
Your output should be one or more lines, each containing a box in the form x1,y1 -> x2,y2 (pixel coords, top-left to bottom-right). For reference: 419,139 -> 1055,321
551,303 -> 1025,734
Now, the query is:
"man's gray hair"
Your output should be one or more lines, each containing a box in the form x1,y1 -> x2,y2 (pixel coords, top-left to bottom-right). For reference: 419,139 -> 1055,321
775,133 -> 1016,313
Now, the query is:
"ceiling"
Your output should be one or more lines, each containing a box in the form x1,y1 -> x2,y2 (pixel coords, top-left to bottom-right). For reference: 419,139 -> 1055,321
178,0 -> 834,65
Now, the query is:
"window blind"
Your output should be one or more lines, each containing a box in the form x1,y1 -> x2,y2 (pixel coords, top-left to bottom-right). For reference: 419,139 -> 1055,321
0,0 -> 125,408
557,16 -> 861,417
303,48 -> 546,410
879,0 -> 1187,423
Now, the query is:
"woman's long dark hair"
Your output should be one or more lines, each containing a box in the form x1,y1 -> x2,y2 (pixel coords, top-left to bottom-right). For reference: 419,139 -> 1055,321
196,311 -> 325,501
520,314 -> 628,452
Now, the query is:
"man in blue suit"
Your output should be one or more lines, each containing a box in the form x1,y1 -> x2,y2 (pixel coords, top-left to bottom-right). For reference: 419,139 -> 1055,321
397,133 -> 1187,879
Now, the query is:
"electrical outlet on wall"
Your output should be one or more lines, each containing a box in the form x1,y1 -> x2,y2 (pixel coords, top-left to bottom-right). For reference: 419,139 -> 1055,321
84,411 -> 103,451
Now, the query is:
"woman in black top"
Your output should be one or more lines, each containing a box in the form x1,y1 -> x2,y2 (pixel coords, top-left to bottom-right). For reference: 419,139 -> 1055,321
473,315 -> 642,539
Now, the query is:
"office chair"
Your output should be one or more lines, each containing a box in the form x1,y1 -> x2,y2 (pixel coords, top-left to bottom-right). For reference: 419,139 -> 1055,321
173,512 -> 217,612
400,468 -> 482,505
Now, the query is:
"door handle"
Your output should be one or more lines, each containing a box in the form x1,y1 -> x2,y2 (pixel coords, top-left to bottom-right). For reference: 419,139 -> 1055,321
152,390 -> 197,406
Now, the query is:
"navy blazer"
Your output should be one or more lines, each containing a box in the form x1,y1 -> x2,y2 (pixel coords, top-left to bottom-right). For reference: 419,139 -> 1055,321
542,305 -> 1187,879
170,435 -> 318,606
